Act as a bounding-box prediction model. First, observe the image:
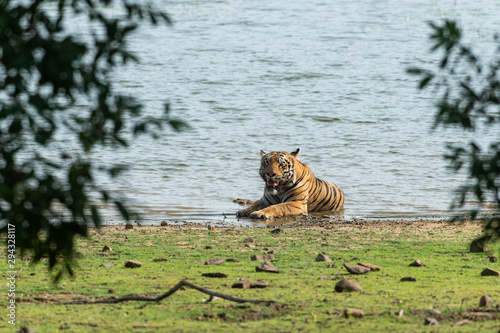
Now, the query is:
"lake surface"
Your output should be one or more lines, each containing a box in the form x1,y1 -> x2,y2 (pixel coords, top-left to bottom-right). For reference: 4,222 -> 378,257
86,0 -> 500,225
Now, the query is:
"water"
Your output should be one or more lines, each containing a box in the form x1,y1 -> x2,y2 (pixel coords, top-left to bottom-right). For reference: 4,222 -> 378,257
70,1 -> 500,224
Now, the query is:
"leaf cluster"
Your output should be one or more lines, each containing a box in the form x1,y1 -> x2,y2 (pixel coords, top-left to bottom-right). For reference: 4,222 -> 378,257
0,0 -> 185,280
408,20 -> 500,244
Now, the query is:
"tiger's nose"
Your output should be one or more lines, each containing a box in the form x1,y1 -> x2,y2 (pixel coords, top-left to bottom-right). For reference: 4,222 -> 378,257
267,172 -> 276,178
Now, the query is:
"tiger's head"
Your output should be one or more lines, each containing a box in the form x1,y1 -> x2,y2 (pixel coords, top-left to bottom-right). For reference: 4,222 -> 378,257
259,148 -> 301,195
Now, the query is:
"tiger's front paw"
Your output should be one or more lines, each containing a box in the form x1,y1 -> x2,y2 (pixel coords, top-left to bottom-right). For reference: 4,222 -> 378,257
249,210 -> 274,220
236,209 -> 249,218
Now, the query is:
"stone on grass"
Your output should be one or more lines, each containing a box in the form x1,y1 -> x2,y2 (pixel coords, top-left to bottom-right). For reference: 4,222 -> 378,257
256,261 -> 280,273
344,263 -> 370,275
425,309 -> 441,316
400,276 -> 417,282
319,276 -> 332,280
470,240 -> 488,253
103,262 -> 116,267
489,256 -> 498,263
19,328 -> 36,333
267,249 -> 279,254
202,272 -> 228,278
481,267 -> 500,276
243,237 -> 255,243
153,257 -> 169,262
251,254 -> 274,261
205,258 -> 225,265
479,295 -> 493,307
125,223 -> 134,230
232,278 -> 250,289
357,262 -> 381,271
315,253 -> 332,262
124,260 -> 142,268
270,228 -> 283,234
409,259 -> 424,267
102,245 -> 113,252
160,221 -> 168,226
424,317 -> 439,326
453,320 -> 473,326
343,308 -> 364,318
334,279 -> 362,292
207,224 -> 215,231
250,280 -> 269,288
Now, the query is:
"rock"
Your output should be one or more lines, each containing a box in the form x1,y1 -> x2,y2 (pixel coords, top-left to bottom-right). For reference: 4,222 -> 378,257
479,295 -> 493,307
315,253 -> 332,262
270,228 -> 283,234
256,261 -> 280,273
243,237 -> 255,243
102,245 -> 113,252
153,258 -> 169,262
470,239 -> 488,253
409,259 -> 424,267
207,224 -> 215,231
160,221 -> 168,226
204,246 -> 213,250
250,280 -> 269,288
251,254 -> 274,261
334,279 -> 362,292
326,263 -> 336,268
400,276 -> 417,282
125,223 -> 134,229
481,267 -> 500,276
108,288 -> 116,294
102,262 -> 116,267
124,260 -> 142,268
205,258 -> 225,265
202,272 -> 228,278
425,309 -> 441,316
424,317 -> 438,326
18,328 -> 36,333
343,308 -> 364,318
267,249 -> 278,254
344,264 -> 371,275
357,262 -> 381,271
319,276 -> 332,280
453,319 -> 473,326
225,258 -> 239,262
489,256 -> 498,263
232,278 -> 250,289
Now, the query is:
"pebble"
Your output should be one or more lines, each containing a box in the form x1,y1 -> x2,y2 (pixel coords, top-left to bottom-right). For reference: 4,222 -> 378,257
400,276 -> 417,282
315,253 -> 332,262
256,261 -> 280,273
343,308 -> 364,318
479,295 -> 493,307
409,259 -> 424,267
124,260 -> 142,268
344,264 -> 371,275
334,279 -> 362,292
481,267 -> 500,276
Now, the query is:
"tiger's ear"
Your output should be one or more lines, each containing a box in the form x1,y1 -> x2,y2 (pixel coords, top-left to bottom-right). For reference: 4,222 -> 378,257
290,148 -> 301,159
260,150 -> 267,156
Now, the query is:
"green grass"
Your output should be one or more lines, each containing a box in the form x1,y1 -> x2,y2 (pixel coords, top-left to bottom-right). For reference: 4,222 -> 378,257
2,220 -> 500,332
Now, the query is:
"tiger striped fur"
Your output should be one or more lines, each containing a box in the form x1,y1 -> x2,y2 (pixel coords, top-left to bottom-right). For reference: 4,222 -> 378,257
236,148 -> 344,219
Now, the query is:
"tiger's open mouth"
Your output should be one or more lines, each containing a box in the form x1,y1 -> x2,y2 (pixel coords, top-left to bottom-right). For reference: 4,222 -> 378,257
266,180 -> 280,189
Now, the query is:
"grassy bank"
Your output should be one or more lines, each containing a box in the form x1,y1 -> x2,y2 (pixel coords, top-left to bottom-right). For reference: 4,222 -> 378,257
2,218 -> 500,332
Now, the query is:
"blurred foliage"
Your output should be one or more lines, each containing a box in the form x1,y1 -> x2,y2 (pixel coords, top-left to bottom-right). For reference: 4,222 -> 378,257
0,0 -> 185,280
408,20 -> 500,245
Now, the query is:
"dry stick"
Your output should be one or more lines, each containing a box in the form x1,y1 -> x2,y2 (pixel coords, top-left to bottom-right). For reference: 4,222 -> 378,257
60,279 -> 277,306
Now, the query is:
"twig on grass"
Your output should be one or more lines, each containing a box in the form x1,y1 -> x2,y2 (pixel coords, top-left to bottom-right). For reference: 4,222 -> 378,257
58,279 -> 278,306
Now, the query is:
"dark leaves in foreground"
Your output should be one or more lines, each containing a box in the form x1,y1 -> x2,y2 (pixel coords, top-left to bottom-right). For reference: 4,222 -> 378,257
408,20 -> 500,245
0,0 -> 185,280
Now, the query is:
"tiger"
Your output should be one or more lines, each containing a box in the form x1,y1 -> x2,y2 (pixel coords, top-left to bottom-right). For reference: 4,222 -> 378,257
236,148 -> 345,219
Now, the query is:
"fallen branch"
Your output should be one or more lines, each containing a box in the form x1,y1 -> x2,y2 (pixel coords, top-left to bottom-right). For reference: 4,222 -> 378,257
59,279 -> 277,306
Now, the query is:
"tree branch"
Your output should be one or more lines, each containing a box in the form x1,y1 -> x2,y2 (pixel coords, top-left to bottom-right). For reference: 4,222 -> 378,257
58,279 -> 278,306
